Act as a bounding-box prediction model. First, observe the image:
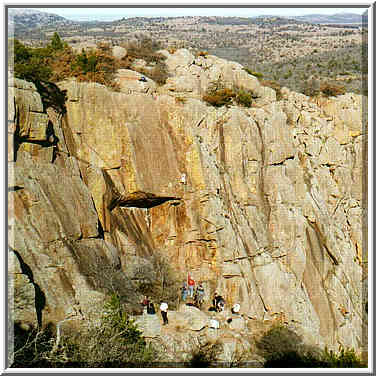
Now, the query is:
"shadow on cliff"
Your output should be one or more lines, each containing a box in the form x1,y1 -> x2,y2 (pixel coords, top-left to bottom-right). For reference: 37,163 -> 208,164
61,237 -> 180,314
10,247 -> 46,329
34,81 -> 67,115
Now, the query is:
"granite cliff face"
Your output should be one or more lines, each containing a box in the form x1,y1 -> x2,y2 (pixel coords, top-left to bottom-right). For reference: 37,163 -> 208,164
8,49 -> 367,359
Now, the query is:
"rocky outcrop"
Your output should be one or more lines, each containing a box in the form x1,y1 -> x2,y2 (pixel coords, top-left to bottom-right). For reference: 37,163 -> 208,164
8,48 -> 366,361
112,45 -> 127,60
159,49 -> 269,104
115,69 -> 157,94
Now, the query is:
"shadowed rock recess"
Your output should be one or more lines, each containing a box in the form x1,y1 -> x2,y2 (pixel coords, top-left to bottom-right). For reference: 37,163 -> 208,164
8,49 -> 367,364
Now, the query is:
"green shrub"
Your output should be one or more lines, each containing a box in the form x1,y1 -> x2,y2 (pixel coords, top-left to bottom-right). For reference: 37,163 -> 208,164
263,350 -> 329,368
11,294 -> 157,367
244,67 -> 264,79
118,38 -> 169,85
102,294 -> 144,345
256,325 -> 302,359
13,39 -> 31,63
14,58 -> 52,83
12,323 -> 58,367
74,293 -> 156,367
320,82 -> 346,97
51,47 -> 120,90
64,294 -> 156,367
175,97 -> 187,104
50,32 -> 64,51
321,347 -> 366,368
11,35 -> 167,90
73,51 -> 98,74
203,80 -> 254,108
12,34 -> 67,83
235,89 -> 253,107
303,77 -> 321,97
12,39 -> 52,83
257,325 -> 366,368
264,347 -> 366,368
125,38 -> 165,64
203,87 -> 235,107
196,51 -> 209,57
187,342 -> 222,367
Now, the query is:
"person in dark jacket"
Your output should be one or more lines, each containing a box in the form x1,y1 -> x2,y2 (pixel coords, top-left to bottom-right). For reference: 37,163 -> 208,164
147,301 -> 156,314
213,292 -> 225,312
217,298 -> 225,312
181,282 -> 188,302
195,282 -> 205,308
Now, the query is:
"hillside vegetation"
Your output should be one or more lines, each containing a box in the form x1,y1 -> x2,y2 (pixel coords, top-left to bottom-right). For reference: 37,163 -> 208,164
11,12 -> 367,96
10,33 -> 168,89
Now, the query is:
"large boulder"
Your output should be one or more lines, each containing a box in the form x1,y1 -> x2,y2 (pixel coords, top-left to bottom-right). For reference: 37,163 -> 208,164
163,75 -> 201,95
163,49 -> 268,102
164,49 -> 195,73
112,45 -> 127,59
169,305 -> 209,331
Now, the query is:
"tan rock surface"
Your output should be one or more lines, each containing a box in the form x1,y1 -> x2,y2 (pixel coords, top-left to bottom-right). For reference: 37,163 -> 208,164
112,45 -> 127,59
8,51 -> 366,361
115,69 -> 157,94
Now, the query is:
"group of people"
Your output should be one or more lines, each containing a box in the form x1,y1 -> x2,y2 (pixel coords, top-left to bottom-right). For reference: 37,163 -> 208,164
180,278 -> 230,313
180,276 -> 232,314
141,296 -> 156,315
141,276 -> 241,327
181,276 -> 205,308
141,296 -> 169,325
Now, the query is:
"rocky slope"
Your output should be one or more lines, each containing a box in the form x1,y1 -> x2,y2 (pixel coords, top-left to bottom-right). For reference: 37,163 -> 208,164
8,49 -> 367,363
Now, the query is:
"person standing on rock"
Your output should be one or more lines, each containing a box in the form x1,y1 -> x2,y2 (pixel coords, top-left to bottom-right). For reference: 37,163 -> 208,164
160,301 -> 168,325
195,282 -> 205,308
147,301 -> 156,315
188,274 -> 195,298
141,296 -> 150,314
212,292 -> 218,310
217,297 -> 225,312
181,282 -> 188,302
213,292 -> 225,312
231,303 -> 240,315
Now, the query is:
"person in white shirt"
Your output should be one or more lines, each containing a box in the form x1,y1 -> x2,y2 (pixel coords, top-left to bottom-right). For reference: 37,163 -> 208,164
160,301 -> 168,325
232,303 -> 240,314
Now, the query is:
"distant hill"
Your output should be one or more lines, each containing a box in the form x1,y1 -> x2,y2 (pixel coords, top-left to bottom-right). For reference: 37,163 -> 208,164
7,9 -> 368,29
290,12 -> 367,24
8,8 -> 74,29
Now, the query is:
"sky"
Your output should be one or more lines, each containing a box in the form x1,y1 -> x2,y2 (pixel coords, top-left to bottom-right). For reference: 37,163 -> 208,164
33,6 -> 368,22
